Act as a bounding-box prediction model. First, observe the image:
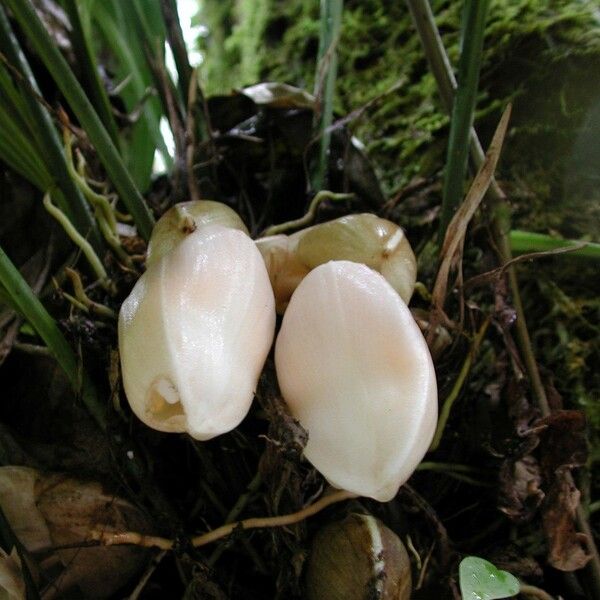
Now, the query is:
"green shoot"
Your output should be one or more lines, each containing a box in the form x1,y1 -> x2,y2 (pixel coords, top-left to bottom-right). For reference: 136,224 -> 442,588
312,0 -> 343,192
439,0 -> 490,241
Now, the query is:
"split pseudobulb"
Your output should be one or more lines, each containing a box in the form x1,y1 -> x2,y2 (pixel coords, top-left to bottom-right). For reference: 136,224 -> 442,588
275,261 -> 437,501
119,221 -> 275,440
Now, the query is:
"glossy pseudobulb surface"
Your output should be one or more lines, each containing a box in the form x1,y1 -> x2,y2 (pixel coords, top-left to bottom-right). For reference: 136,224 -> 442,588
257,214 -> 417,313
119,225 -> 275,440
146,200 -> 248,266
294,213 -> 417,304
255,234 -> 310,313
275,260 -> 437,501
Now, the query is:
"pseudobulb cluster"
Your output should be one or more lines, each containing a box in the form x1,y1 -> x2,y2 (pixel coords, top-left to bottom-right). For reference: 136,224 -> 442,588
119,202 -> 437,500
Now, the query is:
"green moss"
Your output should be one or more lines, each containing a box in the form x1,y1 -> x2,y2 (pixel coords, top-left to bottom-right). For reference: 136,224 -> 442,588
196,0 -> 236,95
198,0 -> 600,237
227,0 -> 270,87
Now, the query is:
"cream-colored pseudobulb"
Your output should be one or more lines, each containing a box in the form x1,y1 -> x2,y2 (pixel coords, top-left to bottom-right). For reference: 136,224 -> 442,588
119,224 -> 275,440
255,234 -> 310,313
256,214 -> 417,313
275,260 -> 437,501
146,200 -> 248,266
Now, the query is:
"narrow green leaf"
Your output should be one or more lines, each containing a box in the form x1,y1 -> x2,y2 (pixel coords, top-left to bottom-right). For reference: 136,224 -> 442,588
0,69 -> 36,134
62,0 -> 121,146
0,6 -> 103,250
4,0 -> 155,240
0,106 -> 51,187
439,0 -> 490,241
0,243 -> 106,429
312,0 -> 343,192
510,230 -> 600,260
92,0 -> 172,189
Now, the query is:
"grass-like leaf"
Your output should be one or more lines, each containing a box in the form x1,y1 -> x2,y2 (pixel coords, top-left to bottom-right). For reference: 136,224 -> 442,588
439,0 -> 490,241
510,230 -> 600,260
0,243 -> 106,430
4,0 -> 155,240
0,245 -> 180,518
312,0 -> 343,192
0,6 -> 102,250
62,0 -> 121,146
91,0 -> 173,189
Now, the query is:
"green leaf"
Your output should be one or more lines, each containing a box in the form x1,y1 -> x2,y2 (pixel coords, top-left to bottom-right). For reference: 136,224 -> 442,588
459,556 -> 520,600
0,6 -> 103,251
0,243 -> 106,431
312,0 -> 343,192
62,0 -> 121,146
91,0 -> 172,190
439,0 -> 490,242
4,0 -> 155,240
510,230 -> 600,260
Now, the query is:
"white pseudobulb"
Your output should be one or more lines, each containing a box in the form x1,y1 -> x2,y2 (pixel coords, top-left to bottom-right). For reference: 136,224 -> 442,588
275,260 -> 437,501
119,225 -> 275,440
146,200 -> 248,266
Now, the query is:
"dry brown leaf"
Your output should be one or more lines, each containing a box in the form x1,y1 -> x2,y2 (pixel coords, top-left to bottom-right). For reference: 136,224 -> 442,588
431,104 -> 512,313
0,548 -> 26,600
535,411 -> 590,571
542,472 -> 591,571
0,467 -> 150,598
498,456 -> 544,523
537,410 -> 588,475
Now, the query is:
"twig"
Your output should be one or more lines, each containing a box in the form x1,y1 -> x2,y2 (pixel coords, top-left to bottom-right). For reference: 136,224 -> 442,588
148,40 -> 187,202
431,105 -> 511,311
417,461 -> 493,487
402,484 -> 451,568
405,534 -> 422,570
160,0 -> 192,99
13,342 -> 51,357
90,489 -> 356,550
128,550 -> 167,600
509,230 -> 600,260
464,242 -> 589,290
0,317 -> 21,366
416,540 -> 436,590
